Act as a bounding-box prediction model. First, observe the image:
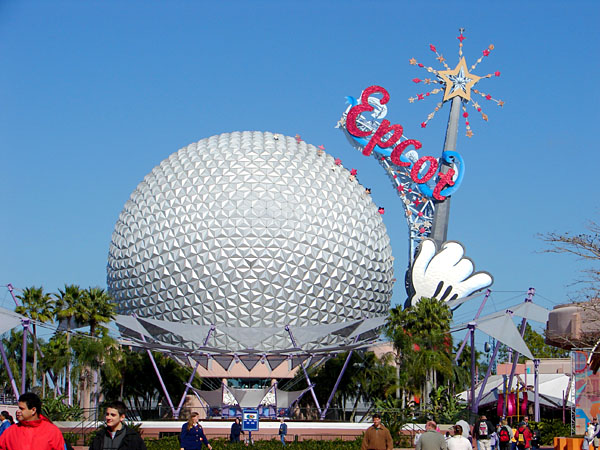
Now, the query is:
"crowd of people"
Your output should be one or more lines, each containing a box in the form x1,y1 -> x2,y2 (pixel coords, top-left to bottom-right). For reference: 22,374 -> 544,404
0,393 -> 148,450
0,392 -> 292,449
0,395 -> 585,450
402,414 -> 543,450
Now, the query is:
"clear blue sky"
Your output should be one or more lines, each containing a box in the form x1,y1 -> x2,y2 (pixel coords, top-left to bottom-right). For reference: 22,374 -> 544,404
1,0 -> 599,334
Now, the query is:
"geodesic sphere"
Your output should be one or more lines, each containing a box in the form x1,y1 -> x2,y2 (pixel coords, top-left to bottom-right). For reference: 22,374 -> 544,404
107,131 -> 394,348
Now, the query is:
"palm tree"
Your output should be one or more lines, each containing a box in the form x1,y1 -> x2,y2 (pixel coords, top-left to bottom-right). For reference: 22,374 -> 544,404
81,287 -> 116,337
39,333 -> 70,397
77,287 -> 116,415
15,286 -> 55,387
348,351 -> 397,421
386,297 -> 453,411
54,284 -> 84,404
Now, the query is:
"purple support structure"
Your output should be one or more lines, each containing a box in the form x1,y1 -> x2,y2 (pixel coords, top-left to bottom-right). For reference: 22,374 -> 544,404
534,358 -> 540,421
474,339 -> 501,413
8,284 -> 62,397
503,287 -> 535,417
145,347 -> 175,415
274,380 -> 278,415
174,360 -> 199,419
320,336 -> 359,420
21,318 -> 29,394
454,289 -> 491,364
469,322 -> 477,414
4,285 -> 21,398
173,325 -> 215,419
0,341 -> 19,398
33,341 -> 62,396
285,325 -> 322,416
132,314 -> 176,416
7,284 -> 20,307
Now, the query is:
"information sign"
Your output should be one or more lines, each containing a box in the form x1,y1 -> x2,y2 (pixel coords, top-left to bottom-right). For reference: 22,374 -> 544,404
242,409 -> 259,432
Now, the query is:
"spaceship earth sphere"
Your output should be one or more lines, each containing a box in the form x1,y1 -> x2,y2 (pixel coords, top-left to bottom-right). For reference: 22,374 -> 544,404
107,131 -> 394,349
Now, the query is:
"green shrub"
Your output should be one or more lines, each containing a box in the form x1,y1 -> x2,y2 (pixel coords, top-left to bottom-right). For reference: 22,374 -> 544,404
143,436 -> 364,450
41,395 -> 83,421
62,432 -> 80,446
144,435 -> 179,450
533,418 -> 572,444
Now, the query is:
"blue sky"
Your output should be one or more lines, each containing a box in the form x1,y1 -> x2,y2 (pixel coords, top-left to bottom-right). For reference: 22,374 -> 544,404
1,0 -> 599,335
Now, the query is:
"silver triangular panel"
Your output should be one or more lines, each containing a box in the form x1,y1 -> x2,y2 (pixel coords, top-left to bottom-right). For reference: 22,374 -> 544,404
190,354 -> 210,370
265,355 -> 288,370
238,355 -> 263,371
476,313 -> 534,360
509,302 -> 550,323
213,355 -> 234,370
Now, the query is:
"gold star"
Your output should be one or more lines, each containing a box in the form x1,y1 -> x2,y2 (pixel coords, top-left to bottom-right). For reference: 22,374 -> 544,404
409,97 -> 415,103
466,130 -> 474,138
409,58 -> 417,65
498,100 -> 505,107
437,54 -> 445,63
437,57 -> 481,102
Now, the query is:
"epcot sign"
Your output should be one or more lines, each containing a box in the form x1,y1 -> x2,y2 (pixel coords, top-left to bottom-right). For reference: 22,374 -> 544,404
345,85 -> 458,201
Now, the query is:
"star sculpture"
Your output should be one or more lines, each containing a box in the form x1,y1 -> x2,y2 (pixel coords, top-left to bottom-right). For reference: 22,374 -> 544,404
408,30 -> 504,137
437,57 -> 481,102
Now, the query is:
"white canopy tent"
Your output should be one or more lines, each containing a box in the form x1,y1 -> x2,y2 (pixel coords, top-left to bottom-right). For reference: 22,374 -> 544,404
459,373 -> 574,409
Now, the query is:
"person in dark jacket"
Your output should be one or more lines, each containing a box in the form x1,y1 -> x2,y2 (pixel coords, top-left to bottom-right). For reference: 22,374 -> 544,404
180,412 -> 212,450
474,415 -> 496,450
278,418 -> 288,446
89,400 -> 146,450
230,417 -> 243,443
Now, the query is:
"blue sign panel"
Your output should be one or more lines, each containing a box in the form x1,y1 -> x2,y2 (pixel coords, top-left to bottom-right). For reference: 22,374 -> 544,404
242,408 -> 259,432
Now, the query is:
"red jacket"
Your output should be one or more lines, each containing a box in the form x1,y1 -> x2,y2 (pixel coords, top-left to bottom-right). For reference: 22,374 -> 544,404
515,426 -> 533,448
0,415 -> 65,450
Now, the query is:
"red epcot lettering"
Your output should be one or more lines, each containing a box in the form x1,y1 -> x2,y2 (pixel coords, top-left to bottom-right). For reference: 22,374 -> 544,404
362,120 -> 404,156
390,139 -> 422,167
410,156 -> 438,183
433,168 -> 456,201
346,86 -> 390,138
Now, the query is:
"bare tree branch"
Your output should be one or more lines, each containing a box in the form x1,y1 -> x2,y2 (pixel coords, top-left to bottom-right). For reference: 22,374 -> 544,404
538,220 -> 600,301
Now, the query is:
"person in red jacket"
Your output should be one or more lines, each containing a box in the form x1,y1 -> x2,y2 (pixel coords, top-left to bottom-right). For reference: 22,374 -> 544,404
514,422 -> 533,450
0,392 -> 65,450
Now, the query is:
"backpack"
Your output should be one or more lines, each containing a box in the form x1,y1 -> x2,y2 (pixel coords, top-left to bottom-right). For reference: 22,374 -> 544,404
518,428 -> 525,443
479,421 -> 489,437
499,427 -> 510,443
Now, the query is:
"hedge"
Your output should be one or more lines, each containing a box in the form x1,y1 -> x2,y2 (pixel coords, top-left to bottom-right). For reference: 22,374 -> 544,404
144,436 -> 364,450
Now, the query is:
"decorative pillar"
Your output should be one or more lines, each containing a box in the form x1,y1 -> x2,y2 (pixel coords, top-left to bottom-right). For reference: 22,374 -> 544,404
469,322 -> 477,414
534,359 -> 540,421
21,318 -> 29,395
430,96 -> 461,247
503,287 -> 535,417
0,342 -> 19,398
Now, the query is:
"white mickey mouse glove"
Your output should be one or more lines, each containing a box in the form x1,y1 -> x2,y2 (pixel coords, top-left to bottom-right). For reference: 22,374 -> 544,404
408,239 -> 493,307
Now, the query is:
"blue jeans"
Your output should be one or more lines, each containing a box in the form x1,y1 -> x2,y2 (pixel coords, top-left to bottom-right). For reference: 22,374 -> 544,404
280,434 -> 286,445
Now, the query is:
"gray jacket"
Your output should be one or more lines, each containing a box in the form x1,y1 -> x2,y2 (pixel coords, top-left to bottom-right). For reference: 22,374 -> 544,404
416,430 -> 447,450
